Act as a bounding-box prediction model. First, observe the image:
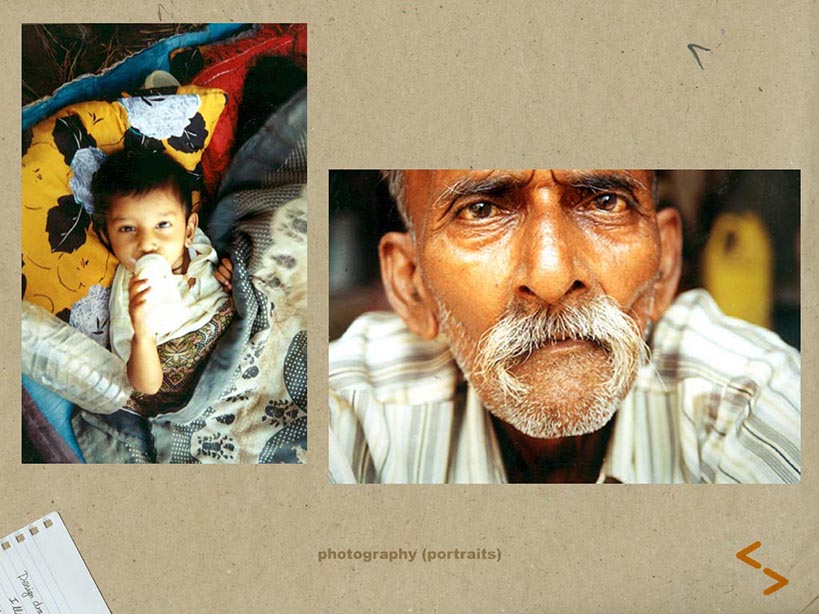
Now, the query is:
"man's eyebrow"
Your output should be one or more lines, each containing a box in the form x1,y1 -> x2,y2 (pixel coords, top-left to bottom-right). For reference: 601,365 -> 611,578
559,170 -> 648,193
433,172 -> 533,207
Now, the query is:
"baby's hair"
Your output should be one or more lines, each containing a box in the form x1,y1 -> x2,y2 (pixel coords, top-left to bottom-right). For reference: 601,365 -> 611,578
90,149 -> 193,247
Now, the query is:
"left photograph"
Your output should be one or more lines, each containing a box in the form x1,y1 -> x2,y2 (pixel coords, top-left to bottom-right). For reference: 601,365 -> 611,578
22,24 -> 307,464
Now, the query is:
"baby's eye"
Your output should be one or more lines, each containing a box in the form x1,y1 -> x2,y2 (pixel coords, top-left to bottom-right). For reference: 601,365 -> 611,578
156,221 -> 172,229
118,225 -> 135,233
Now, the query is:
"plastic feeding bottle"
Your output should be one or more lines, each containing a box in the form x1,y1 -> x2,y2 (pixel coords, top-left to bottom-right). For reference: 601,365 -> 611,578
133,254 -> 186,336
22,301 -> 132,414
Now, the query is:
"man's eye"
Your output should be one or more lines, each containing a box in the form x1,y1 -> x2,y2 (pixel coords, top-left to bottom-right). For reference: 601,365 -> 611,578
457,201 -> 499,220
589,193 -> 630,213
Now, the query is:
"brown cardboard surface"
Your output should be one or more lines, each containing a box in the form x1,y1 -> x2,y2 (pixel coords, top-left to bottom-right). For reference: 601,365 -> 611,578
6,2 -> 818,612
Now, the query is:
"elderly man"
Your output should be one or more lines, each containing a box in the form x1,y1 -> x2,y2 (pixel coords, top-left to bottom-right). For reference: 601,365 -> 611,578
329,170 -> 800,483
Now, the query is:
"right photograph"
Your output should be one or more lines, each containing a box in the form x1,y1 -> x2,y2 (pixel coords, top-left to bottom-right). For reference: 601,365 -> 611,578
328,170 -> 800,484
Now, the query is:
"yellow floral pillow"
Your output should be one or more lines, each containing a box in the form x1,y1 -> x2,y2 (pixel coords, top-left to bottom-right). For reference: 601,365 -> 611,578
22,85 -> 227,344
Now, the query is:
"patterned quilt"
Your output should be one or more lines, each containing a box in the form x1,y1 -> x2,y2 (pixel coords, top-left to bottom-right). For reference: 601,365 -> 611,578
71,88 -> 308,463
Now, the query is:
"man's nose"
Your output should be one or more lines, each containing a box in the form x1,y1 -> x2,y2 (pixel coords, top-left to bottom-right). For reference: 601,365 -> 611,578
514,209 -> 590,306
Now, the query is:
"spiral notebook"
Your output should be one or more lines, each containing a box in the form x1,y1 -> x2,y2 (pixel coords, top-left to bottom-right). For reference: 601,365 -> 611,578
0,512 -> 109,613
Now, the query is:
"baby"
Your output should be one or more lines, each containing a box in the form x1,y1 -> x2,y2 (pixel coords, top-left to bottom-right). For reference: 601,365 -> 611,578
91,149 -> 234,417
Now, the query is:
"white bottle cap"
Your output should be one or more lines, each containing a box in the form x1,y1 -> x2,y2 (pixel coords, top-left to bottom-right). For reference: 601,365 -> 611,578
134,253 -> 172,282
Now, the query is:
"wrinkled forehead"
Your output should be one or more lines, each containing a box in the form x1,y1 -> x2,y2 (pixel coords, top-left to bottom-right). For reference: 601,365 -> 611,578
403,169 -> 655,233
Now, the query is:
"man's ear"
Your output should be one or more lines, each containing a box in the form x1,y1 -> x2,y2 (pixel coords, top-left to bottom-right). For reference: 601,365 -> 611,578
185,212 -> 199,247
651,207 -> 683,320
379,231 -> 439,339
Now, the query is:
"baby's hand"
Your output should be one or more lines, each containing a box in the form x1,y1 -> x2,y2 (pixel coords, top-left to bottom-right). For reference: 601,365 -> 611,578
129,275 -> 153,337
215,257 -> 233,292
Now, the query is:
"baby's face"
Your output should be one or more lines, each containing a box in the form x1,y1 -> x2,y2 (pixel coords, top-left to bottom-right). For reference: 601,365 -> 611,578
105,187 -> 197,274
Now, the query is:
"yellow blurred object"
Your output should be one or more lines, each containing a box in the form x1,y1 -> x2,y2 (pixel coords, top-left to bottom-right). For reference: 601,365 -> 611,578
702,211 -> 773,328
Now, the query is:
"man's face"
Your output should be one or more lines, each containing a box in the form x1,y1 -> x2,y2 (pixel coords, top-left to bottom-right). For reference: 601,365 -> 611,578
392,169 -> 677,438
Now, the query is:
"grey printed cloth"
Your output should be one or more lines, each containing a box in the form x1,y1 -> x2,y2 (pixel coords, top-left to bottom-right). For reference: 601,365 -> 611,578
73,88 -> 307,463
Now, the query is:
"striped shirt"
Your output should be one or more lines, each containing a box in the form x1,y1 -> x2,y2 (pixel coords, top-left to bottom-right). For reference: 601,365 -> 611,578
329,290 -> 800,483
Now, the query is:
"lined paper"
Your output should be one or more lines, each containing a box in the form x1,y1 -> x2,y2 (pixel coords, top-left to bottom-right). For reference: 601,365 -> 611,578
0,512 -> 108,614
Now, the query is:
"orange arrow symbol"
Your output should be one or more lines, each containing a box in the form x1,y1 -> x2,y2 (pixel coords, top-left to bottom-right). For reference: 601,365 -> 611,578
736,542 -> 789,595
736,541 -> 762,568
762,568 -> 789,595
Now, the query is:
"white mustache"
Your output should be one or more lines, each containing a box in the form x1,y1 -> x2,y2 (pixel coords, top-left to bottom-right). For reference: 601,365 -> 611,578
473,294 -> 649,402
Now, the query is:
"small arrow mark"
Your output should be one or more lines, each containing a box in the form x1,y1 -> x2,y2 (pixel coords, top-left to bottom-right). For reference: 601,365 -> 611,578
762,568 -> 788,596
736,541 -> 762,568
688,43 -> 711,70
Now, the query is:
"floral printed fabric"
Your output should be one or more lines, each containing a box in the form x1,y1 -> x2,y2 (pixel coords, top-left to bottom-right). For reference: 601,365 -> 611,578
22,85 -> 226,321
127,298 -> 235,417
71,87 -> 307,464
119,94 -> 202,140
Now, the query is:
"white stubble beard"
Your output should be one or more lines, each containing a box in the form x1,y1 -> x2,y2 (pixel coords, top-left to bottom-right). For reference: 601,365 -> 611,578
434,292 -> 651,438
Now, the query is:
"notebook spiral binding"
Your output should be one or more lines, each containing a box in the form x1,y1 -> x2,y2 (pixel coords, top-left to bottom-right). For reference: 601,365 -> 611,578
1,516 -> 55,552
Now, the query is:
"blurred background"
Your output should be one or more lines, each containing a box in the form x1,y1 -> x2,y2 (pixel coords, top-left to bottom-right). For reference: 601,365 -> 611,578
329,170 -> 800,349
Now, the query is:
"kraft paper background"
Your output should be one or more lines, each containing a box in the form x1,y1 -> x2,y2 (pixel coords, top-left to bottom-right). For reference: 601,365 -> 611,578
5,2 -> 818,612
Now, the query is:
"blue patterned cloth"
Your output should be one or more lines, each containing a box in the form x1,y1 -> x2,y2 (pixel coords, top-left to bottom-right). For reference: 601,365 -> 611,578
22,24 -> 246,130
73,87 -> 308,463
